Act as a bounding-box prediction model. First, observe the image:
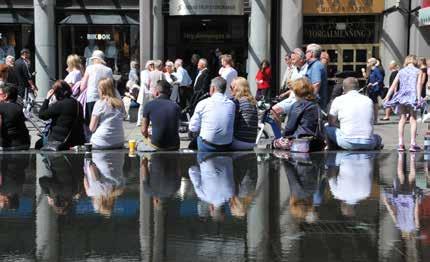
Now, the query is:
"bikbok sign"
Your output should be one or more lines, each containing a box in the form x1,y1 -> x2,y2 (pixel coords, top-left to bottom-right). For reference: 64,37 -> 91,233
86,34 -> 111,40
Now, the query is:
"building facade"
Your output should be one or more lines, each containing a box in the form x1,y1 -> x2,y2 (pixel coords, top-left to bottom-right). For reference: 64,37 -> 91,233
0,0 -> 428,96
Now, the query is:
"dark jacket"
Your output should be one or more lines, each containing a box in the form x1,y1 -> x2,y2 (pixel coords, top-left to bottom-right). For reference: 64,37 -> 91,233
14,58 -> 32,96
284,99 -> 322,139
193,68 -> 211,93
39,97 -> 85,147
0,102 -> 30,148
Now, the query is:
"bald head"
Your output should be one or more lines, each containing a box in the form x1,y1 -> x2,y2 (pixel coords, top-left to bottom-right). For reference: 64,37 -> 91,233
343,77 -> 360,93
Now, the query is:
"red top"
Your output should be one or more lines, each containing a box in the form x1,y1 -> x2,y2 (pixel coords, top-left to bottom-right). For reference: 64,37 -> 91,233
256,67 -> 272,90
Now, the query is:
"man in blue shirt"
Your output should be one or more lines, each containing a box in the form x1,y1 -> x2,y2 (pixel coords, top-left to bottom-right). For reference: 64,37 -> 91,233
305,44 -> 328,110
189,77 -> 236,152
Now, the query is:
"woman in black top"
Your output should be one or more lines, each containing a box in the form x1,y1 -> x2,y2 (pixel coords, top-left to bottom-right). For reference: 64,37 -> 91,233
37,80 -> 85,149
381,61 -> 400,121
0,83 -> 30,150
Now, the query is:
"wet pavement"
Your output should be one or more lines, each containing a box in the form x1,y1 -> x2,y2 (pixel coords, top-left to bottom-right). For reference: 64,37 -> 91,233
0,150 -> 429,262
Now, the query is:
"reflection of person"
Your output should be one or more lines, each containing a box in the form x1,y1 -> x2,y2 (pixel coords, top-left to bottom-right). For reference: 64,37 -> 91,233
0,83 -> 30,150
189,153 -> 234,222
327,152 -> 373,217
0,38 -> 15,64
383,153 -> 421,239
0,154 -> 28,210
39,155 -> 83,215
84,152 -> 126,217
84,39 -> 99,66
105,41 -> 118,73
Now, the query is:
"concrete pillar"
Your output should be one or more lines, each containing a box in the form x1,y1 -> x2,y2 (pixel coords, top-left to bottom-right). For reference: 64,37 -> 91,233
140,0 -> 153,69
35,154 -> 59,261
279,0 -> 303,86
409,0 -> 430,57
247,155 -> 270,260
380,0 -> 409,86
153,0 -> 164,60
247,0 -> 271,96
33,0 -> 56,99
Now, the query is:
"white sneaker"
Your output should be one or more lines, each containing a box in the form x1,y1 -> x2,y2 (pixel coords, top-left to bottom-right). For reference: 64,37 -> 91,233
136,122 -> 141,127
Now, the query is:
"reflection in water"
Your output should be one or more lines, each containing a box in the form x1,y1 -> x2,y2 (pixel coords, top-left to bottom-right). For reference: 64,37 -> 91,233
0,151 -> 430,261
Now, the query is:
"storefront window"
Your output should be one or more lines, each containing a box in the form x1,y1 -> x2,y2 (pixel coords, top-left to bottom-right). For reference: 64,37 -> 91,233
58,24 -> 139,78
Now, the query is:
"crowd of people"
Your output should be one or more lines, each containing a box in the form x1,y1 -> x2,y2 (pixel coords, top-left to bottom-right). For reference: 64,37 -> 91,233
0,44 -> 429,152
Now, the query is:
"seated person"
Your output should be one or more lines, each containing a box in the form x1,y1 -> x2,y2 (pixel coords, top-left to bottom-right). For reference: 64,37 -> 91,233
37,80 -> 85,150
325,77 -> 383,150
123,70 -> 140,121
273,77 -> 324,151
230,77 -> 258,151
0,83 -> 30,150
89,78 -> 125,149
138,80 -> 181,151
189,77 -> 236,152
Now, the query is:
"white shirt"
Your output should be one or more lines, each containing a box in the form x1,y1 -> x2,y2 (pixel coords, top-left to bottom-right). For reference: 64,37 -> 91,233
173,66 -> 192,87
219,67 -> 238,98
329,90 -> 374,139
291,64 -> 308,81
329,153 -> 372,205
64,69 -> 82,86
85,64 -> 113,103
189,93 -> 236,145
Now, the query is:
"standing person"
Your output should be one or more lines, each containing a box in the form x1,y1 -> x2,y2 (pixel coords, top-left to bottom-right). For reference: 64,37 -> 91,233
80,50 -> 113,125
366,57 -> 384,124
123,61 -> 140,121
136,60 -> 154,127
230,77 -> 258,151
255,59 -> 272,101
14,48 -> 37,100
149,60 -> 166,94
138,80 -> 181,152
0,83 -> 30,150
164,60 -> 180,104
280,53 -> 293,92
64,54 -> 82,87
381,61 -> 400,121
305,44 -> 328,109
418,58 -> 428,99
384,55 -> 423,152
173,59 -> 192,109
89,78 -> 125,150
193,58 -> 211,94
189,77 -> 236,152
5,56 -> 18,87
187,54 -> 200,85
219,54 -> 238,98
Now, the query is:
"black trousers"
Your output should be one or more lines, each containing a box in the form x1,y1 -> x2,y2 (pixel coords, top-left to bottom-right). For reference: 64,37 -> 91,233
179,86 -> 193,110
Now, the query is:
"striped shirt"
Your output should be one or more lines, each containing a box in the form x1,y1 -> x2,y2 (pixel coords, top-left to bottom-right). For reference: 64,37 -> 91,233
233,98 -> 258,143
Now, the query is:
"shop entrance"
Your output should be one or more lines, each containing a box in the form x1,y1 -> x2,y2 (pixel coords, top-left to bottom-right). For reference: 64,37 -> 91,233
321,44 -> 380,81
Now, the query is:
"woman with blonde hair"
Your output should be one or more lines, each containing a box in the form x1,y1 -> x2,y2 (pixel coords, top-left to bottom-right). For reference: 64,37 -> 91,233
230,77 -> 258,150
64,54 -> 82,87
89,78 -> 125,149
273,77 -> 324,151
384,55 -> 423,152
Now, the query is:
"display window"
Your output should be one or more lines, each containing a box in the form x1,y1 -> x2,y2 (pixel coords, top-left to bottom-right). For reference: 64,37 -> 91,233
0,15 -> 34,64
58,24 -> 139,79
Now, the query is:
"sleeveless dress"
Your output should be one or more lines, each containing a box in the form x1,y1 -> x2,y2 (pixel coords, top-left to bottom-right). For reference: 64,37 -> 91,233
384,66 -> 421,113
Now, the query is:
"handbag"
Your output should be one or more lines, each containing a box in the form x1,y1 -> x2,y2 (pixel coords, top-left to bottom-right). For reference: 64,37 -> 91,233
41,100 -> 80,152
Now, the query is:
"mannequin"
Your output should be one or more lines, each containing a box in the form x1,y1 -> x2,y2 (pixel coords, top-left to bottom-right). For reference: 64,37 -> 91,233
84,39 -> 99,66
0,37 -> 15,64
105,40 -> 118,73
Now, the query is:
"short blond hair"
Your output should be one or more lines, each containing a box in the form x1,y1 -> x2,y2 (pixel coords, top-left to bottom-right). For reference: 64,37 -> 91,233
404,55 -> 418,67
66,54 -> 82,72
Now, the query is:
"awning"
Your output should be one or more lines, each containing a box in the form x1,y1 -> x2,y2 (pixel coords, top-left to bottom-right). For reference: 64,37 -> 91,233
59,14 -> 139,25
0,13 -> 33,24
420,0 -> 430,26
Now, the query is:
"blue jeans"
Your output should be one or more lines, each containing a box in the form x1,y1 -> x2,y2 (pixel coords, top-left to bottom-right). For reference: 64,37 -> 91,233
197,137 -> 231,152
325,126 -> 382,150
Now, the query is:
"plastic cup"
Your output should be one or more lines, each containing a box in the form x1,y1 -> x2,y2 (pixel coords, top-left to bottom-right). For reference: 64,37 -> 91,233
129,140 -> 137,155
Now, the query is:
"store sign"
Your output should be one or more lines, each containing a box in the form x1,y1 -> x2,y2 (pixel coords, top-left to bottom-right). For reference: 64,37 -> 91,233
303,0 -> 384,15
86,34 -> 112,40
419,0 -> 430,26
169,0 -> 244,16
304,16 -> 378,44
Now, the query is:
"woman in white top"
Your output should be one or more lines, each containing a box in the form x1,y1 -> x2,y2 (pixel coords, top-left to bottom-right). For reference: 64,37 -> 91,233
137,60 -> 154,126
164,60 -> 180,103
89,78 -> 125,149
64,54 -> 82,87
218,54 -> 238,98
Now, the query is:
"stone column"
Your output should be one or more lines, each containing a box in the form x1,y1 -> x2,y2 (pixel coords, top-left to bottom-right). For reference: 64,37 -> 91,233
35,154 -> 59,261
279,0 -> 303,86
409,0 -> 430,57
140,0 -> 153,69
247,0 -> 271,96
153,0 -> 164,60
33,0 -> 56,99
380,0 -> 409,85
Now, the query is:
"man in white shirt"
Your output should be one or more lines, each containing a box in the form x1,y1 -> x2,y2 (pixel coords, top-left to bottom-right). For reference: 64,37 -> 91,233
218,54 -> 238,98
173,59 -> 192,109
189,77 -> 236,152
326,77 -> 382,150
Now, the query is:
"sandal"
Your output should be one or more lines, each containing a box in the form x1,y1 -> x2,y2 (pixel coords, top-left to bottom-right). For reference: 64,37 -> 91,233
409,144 -> 422,152
397,144 -> 406,152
